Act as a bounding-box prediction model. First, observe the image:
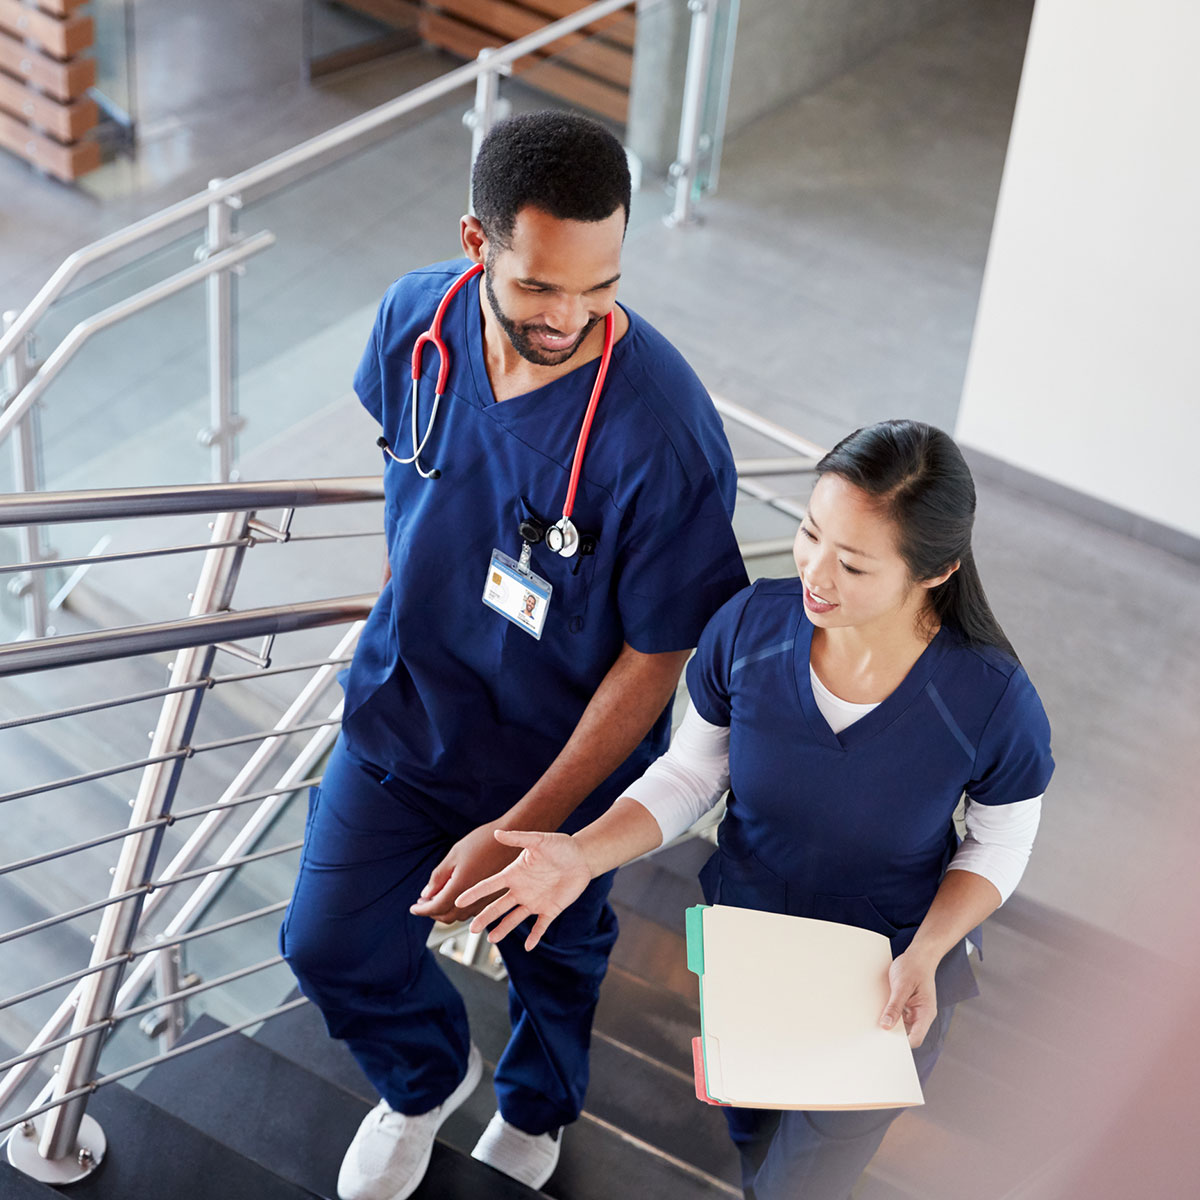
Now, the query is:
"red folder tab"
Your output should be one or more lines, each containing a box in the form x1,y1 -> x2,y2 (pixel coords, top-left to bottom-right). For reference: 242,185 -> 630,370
692,1036 -> 728,1106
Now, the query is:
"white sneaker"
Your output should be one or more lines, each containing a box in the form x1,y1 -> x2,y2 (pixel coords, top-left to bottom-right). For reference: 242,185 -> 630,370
471,1111 -> 561,1190
337,1044 -> 483,1200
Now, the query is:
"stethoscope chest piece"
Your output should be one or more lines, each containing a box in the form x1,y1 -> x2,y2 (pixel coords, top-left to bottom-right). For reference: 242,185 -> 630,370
544,517 -> 580,558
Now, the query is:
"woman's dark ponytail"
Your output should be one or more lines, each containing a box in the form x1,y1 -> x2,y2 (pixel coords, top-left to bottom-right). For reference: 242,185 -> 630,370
816,420 -> 1018,661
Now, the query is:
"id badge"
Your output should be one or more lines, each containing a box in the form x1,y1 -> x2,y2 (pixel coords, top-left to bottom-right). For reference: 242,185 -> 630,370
483,549 -> 552,640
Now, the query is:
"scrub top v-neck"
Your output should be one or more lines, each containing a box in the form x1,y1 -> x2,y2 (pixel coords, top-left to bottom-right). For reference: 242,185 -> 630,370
341,258 -> 748,824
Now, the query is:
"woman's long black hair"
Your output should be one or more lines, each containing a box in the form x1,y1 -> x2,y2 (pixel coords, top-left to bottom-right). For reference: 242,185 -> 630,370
816,419 -> 1018,661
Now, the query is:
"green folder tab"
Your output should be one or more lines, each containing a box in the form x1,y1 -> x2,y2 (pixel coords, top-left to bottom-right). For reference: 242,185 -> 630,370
685,904 -> 708,977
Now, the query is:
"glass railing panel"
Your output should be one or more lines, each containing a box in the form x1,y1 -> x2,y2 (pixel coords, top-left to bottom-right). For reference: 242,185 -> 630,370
33,231 -> 206,356
232,108 -> 473,468
304,0 -> 419,79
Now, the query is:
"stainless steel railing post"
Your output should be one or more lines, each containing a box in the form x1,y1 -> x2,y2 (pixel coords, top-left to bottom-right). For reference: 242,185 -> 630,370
666,0 -> 716,229
199,181 -> 245,483
463,50 -> 511,213
2,311 -> 48,639
36,509 -> 253,1164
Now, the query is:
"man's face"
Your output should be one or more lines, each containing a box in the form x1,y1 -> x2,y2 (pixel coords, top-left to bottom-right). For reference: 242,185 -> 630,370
483,205 -> 625,368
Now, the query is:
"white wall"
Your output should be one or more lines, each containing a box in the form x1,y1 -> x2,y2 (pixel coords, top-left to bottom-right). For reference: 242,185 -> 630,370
956,0 -> 1200,540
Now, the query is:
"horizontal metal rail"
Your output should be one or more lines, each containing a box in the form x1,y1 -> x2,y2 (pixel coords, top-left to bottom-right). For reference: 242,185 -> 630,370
0,477 -> 383,527
734,455 -> 820,477
169,776 -> 321,824
0,0 -> 635,374
0,535 -> 252,576
0,842 -> 301,948
189,717 -> 339,756
1,952 -> 131,1015
712,394 -> 828,460
0,749 -> 187,806
0,902 -> 291,1015
0,957 -> 288,1076
0,778 -> 320,879
0,998 -> 310,1138
0,233 -> 276,445
0,594 -> 374,676
0,656 -> 352,731
740,537 -> 800,559
0,526 -> 382,575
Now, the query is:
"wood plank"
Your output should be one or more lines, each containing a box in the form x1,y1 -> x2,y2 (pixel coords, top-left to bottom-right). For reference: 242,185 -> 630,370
0,0 -> 94,60
0,107 -> 99,180
334,0 -> 417,27
514,54 -> 627,123
517,0 -> 634,49
31,0 -> 92,16
0,70 -> 97,140
428,0 -> 631,88
419,10 -> 628,123
540,28 -> 630,88
0,29 -> 95,99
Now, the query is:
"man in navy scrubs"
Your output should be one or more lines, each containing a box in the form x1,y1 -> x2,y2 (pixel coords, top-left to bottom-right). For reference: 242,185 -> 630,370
281,110 -> 747,1200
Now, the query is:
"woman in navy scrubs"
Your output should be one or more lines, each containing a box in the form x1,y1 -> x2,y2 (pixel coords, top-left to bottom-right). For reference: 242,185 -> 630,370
458,419 -> 1055,1199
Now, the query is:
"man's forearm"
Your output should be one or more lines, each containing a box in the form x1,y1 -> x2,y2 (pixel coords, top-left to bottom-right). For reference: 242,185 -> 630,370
500,642 -> 691,833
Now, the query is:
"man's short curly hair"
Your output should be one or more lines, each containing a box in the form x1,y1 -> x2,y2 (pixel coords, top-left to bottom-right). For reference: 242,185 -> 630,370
472,111 -> 631,247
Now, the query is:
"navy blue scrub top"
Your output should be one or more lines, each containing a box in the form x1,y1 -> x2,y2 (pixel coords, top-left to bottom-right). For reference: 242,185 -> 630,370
687,579 -> 1054,1003
342,259 -> 748,825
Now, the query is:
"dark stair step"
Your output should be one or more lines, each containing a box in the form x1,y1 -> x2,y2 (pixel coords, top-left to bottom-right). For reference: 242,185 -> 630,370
435,951 -> 740,1190
258,968 -> 740,1198
137,1013 -> 540,1200
0,1161 -> 58,1198
4,1078 -> 320,1199
608,839 -> 712,930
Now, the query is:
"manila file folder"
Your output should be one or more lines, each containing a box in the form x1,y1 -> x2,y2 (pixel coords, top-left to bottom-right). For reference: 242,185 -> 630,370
686,904 -> 924,1110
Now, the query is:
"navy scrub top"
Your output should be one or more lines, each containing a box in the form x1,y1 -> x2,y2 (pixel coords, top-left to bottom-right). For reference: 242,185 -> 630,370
688,579 -> 1055,1005
342,259 -> 748,826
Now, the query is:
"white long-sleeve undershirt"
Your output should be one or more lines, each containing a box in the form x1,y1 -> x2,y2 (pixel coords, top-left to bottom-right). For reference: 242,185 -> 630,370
622,690 -> 1043,904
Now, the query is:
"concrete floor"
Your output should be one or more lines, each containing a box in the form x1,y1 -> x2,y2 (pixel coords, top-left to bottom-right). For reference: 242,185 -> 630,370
3,0 -> 1200,1195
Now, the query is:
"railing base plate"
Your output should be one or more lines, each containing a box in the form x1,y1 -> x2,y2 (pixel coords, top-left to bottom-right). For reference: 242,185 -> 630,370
6,1113 -> 106,1184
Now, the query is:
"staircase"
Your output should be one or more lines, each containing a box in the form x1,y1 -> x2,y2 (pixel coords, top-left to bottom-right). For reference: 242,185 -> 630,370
0,839 -> 739,1199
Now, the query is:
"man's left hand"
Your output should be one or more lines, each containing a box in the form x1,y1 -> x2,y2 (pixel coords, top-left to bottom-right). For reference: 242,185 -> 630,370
409,823 -> 522,924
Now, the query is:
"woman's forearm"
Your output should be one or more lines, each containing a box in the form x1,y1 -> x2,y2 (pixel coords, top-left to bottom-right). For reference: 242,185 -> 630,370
905,868 -> 1002,967
574,796 -> 665,878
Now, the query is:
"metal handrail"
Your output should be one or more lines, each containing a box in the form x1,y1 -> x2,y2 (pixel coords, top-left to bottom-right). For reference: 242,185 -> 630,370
0,594 -> 374,676
0,233 -> 276,447
0,655 -> 352,731
0,999 -> 311,1139
0,476 -> 384,526
0,902 -> 290,1015
0,0 -> 637,372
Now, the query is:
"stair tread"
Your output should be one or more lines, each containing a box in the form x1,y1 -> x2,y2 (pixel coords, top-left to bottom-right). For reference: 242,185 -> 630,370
23,1078 -> 320,1199
435,953 -> 740,1186
137,1012 -> 542,1199
258,985 -> 740,1197
0,1162 -> 57,1198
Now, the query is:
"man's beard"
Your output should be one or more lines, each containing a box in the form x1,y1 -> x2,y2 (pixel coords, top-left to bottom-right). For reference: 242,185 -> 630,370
485,264 -> 602,368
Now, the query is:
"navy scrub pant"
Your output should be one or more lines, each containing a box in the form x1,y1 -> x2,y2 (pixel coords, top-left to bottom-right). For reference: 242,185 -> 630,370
280,736 -> 619,1134
724,1004 -> 953,1200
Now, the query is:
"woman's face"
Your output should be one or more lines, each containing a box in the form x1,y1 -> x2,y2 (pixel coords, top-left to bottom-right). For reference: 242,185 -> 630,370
793,474 -> 934,637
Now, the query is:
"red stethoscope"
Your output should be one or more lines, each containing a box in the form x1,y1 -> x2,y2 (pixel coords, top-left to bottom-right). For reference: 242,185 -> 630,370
379,262 -> 615,558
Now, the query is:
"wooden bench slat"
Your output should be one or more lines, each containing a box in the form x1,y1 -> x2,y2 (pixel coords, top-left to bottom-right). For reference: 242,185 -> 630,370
0,0 -> 94,61
419,8 -> 627,123
0,69 -> 97,140
0,106 -> 99,180
0,29 -> 96,99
